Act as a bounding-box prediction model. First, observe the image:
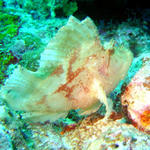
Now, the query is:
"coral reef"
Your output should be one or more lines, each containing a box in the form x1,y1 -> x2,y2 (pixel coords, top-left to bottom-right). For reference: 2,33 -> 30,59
121,53 -> 150,133
0,10 -> 20,44
0,124 -> 13,150
0,51 -> 17,84
0,1 -> 20,84
62,115 -> 150,149
2,0 -> 150,149
28,122 -> 65,149
0,1 -> 67,83
99,18 -> 150,57
0,16 -> 133,122
0,95 -> 32,149
6,0 -> 78,18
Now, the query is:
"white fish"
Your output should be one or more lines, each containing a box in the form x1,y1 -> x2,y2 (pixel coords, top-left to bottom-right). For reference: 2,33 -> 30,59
0,16 -> 133,122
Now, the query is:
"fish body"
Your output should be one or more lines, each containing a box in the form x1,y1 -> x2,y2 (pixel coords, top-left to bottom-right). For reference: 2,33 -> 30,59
0,16 -> 133,122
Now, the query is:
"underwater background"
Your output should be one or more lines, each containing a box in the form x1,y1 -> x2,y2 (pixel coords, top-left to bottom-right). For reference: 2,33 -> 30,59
1,0 -> 150,149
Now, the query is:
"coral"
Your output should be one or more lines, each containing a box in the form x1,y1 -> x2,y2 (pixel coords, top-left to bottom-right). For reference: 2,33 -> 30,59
0,96 -> 32,149
16,0 -> 78,18
12,34 -> 44,71
0,124 -> 13,150
59,0 -> 78,17
21,32 -> 44,48
19,48 -> 43,71
121,53 -> 150,133
46,0 -> 78,17
16,113 -> 150,149
0,2 -> 20,84
63,115 -> 150,149
0,0 -> 3,8
0,51 -> 15,84
99,18 -> 150,57
0,11 -> 20,44
9,40 -> 25,59
0,16 -> 133,122
28,122 -> 65,149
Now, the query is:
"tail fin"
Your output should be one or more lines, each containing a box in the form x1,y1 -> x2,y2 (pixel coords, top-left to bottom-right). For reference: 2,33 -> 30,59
1,65 -> 41,110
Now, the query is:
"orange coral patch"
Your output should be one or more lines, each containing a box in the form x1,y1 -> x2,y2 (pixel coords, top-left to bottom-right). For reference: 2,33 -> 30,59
143,83 -> 150,90
60,124 -> 77,135
140,109 -> 150,128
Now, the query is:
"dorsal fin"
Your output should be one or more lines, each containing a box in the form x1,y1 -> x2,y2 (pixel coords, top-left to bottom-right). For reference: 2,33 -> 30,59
38,16 -> 100,73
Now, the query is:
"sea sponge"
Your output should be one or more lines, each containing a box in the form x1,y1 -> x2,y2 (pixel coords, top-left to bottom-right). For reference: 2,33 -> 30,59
0,16 -> 133,122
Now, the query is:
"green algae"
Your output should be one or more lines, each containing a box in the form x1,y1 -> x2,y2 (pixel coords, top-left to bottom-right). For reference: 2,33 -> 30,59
0,50 -> 16,84
0,2 -> 20,84
0,12 -> 20,43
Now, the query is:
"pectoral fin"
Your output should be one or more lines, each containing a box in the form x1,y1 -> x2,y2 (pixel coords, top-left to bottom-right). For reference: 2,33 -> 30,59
93,79 -> 113,118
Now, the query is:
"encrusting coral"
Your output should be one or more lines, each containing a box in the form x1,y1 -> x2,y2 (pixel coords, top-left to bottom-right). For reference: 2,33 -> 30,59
0,16 -> 133,122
